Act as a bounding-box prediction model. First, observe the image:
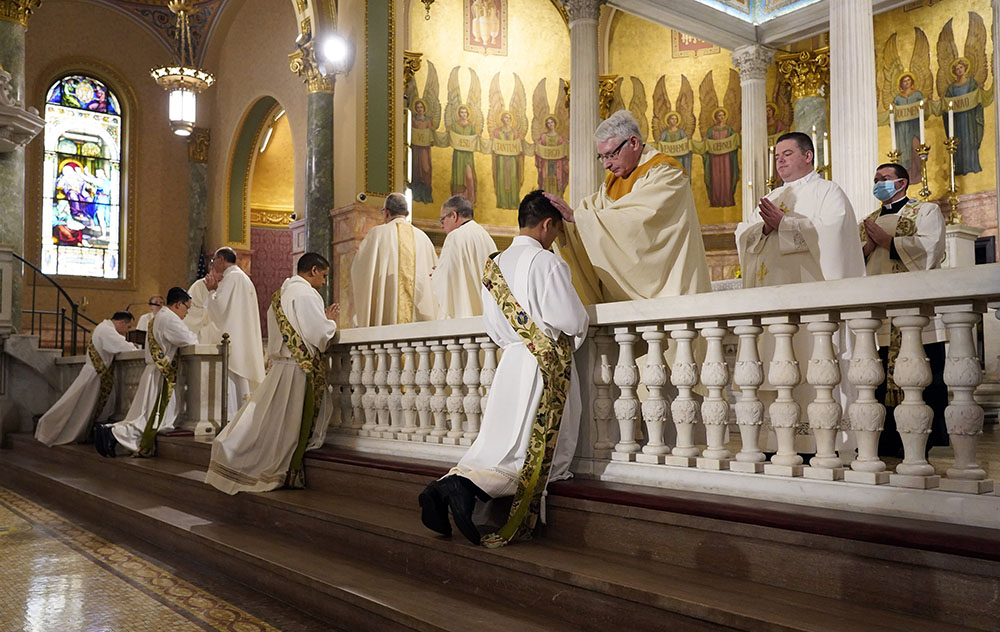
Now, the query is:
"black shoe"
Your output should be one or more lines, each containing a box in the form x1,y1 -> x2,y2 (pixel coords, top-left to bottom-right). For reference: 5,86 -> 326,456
418,479 -> 451,536
93,424 -> 118,458
438,475 -> 482,545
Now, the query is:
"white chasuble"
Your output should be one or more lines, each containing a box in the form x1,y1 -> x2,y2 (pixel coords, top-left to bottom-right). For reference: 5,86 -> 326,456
206,265 -> 265,411
450,235 -> 589,498
35,320 -> 136,446
431,219 -> 498,319
109,308 -> 198,452
555,146 -> 711,304
184,278 -> 222,344
351,217 -> 439,327
206,275 -> 339,494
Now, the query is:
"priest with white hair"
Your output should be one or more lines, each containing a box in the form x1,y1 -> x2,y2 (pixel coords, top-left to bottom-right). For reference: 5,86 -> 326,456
35,311 -> 137,446
206,252 -> 340,494
204,247 -> 265,411
351,192 -> 439,326
95,287 -> 199,457
431,195 -> 498,319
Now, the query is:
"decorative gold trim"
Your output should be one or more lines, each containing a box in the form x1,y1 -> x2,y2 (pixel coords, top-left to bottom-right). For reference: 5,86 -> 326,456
402,50 -> 422,88
288,43 -> 335,94
250,207 -> 294,228
776,47 -> 829,101
364,0 -> 397,198
187,126 -> 210,163
26,57 -> 139,292
598,74 -> 618,120
0,0 -> 41,27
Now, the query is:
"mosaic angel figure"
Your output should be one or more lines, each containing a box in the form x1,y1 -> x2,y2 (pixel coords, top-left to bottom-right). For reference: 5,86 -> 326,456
879,27 -> 933,179
651,74 -> 695,174
445,66 -> 484,206
530,77 -> 570,197
698,69 -> 741,208
404,60 -> 441,203
487,73 -> 528,210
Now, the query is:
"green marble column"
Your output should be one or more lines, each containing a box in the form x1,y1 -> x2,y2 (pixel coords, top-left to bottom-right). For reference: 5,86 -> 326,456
306,90 -> 333,302
0,17 -> 27,329
187,128 -> 210,283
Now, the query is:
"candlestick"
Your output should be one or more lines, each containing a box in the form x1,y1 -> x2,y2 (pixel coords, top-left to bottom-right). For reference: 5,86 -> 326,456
767,145 -> 774,181
918,100 -> 925,144
947,100 -> 955,138
811,124 -> 818,157
888,103 -> 897,152
944,136 -> 961,224
823,132 -> 829,171
915,142 -> 931,200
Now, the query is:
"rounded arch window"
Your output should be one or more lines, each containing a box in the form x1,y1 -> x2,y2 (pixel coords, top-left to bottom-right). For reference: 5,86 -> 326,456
41,74 -> 124,279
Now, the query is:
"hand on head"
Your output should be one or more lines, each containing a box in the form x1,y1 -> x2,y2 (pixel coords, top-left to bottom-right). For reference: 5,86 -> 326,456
543,193 -> 574,223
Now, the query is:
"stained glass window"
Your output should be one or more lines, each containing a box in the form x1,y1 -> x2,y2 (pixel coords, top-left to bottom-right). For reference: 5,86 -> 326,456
41,75 -> 123,279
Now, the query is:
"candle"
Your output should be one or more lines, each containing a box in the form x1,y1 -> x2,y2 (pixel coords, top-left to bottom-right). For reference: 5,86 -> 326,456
811,124 -> 818,156
918,100 -> 925,144
888,104 -> 897,151
823,132 -> 830,169
948,100 -> 955,138
768,145 -> 774,180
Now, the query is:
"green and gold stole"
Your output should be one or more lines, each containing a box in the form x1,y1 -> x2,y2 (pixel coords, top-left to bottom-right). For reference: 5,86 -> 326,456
137,317 -> 180,457
88,339 -> 114,425
859,200 -> 922,406
479,254 -> 574,549
271,289 -> 327,488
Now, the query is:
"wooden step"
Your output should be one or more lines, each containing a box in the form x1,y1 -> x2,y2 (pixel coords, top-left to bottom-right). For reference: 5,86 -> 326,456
2,435 -> 985,631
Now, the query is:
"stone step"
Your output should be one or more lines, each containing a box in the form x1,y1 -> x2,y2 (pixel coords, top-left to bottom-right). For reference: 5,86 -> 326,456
1,435 -> 983,631
0,447 -> 575,632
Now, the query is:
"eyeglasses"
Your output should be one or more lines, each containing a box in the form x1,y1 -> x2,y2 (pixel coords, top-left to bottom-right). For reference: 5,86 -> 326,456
438,212 -> 454,225
596,138 -> 629,162
149,302 -> 163,307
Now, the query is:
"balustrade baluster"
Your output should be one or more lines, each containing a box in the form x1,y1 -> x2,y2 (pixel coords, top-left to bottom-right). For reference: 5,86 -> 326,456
666,326 -> 699,466
611,328 -> 640,461
634,327 -> 668,463
938,305 -> 993,493
360,345 -> 377,436
414,342 -> 433,439
730,322 -> 765,472
444,340 -> 465,444
400,344 -> 418,440
479,338 -> 497,413
428,343 -> 449,442
803,316 -> 845,478
462,338 -> 482,445
349,347 -> 364,435
591,331 -> 616,459
698,323 -> 731,468
386,344 -> 403,438
374,345 -> 391,436
326,353 -> 341,431
888,311 -> 939,488
844,314 -> 889,483
763,318 -> 803,476
338,349 -> 355,433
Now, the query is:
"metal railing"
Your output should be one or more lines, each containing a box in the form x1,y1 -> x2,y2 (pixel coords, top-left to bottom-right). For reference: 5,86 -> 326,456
16,253 -> 98,355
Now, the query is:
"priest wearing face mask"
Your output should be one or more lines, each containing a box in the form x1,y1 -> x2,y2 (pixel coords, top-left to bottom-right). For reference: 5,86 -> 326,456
861,163 -> 948,458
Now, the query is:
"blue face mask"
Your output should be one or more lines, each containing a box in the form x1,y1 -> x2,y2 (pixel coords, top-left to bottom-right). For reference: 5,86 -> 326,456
873,179 -> 901,202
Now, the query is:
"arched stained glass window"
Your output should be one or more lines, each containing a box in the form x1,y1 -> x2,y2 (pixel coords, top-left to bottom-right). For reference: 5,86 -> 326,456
41,75 -> 123,279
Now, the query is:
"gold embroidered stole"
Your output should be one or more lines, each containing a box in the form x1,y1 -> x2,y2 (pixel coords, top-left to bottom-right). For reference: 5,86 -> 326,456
396,221 -> 416,324
859,200 -> 921,406
604,152 -> 681,201
271,288 -> 327,488
479,254 -> 574,548
137,317 -> 180,457
88,340 -> 114,424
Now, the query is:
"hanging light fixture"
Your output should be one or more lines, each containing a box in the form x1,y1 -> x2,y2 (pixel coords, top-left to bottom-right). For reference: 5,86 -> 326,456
150,0 -> 215,137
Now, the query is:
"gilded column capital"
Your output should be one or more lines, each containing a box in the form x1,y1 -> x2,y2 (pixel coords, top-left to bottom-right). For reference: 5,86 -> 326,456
731,45 -> 775,83
0,0 -> 40,27
564,0 -> 604,24
289,43 -> 335,94
598,74 -> 618,120
187,127 -> 210,163
402,50 -> 422,87
776,47 -> 829,100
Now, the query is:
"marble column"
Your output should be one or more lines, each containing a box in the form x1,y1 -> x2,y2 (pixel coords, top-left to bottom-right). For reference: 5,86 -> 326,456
732,45 -> 775,224
565,0 -> 604,207
0,3 -> 36,330
776,48 -> 829,157
830,0 -> 877,220
187,128 -> 210,283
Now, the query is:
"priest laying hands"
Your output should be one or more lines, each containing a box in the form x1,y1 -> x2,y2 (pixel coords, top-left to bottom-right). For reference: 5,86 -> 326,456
418,190 -> 589,548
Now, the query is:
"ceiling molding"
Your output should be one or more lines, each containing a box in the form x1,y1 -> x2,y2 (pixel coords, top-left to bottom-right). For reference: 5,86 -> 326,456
610,0 -> 758,50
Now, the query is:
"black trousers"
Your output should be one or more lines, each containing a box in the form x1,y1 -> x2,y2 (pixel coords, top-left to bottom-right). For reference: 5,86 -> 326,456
875,341 -> 949,457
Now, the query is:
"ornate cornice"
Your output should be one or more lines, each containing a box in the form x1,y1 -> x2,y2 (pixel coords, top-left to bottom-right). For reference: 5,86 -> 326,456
0,0 -> 41,27
402,50 -> 422,88
564,0 -> 604,23
288,43 -> 334,94
598,74 -> 617,120
776,47 -> 829,100
187,126 -> 210,162
731,45 -> 775,82
250,206 -> 294,228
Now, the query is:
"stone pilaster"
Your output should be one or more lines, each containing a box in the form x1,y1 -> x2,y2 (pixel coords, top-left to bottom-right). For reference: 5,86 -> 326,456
330,203 -> 381,328
993,0 -> 1000,238
187,127 -> 209,283
830,0 -> 877,220
565,0 -> 604,207
732,45 -> 775,224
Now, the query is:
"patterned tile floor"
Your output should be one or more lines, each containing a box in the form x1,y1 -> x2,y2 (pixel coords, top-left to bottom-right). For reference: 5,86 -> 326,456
0,487 -> 331,632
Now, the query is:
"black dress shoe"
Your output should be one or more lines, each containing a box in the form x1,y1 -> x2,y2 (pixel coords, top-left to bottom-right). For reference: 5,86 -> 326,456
438,475 -> 482,545
418,479 -> 451,536
93,424 -> 118,458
